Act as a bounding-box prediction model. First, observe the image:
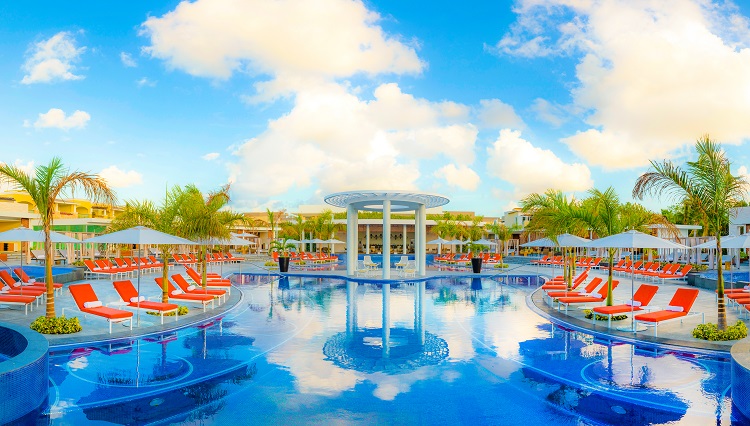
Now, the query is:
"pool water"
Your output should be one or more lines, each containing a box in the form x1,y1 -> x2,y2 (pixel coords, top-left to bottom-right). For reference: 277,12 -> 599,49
34,275 -> 743,425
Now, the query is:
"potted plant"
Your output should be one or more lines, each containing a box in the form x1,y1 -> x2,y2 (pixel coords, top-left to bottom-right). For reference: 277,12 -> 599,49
466,242 -> 487,273
270,238 -> 296,272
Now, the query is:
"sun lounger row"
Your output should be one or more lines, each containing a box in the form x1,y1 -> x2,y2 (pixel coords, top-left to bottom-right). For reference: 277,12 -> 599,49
83,257 -> 165,279
172,252 -> 245,266
271,251 -> 338,264
610,260 -> 692,283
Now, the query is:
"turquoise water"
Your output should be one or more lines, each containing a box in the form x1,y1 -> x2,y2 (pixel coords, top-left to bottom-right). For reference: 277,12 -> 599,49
33,275 -> 743,425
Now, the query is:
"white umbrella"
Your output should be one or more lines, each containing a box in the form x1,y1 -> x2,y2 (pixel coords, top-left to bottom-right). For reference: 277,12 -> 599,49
555,233 -> 590,247
323,238 -> 345,254
586,230 -> 689,332
472,238 -> 498,246
85,226 -> 194,326
0,226 -> 80,286
520,237 -> 557,248
232,232 -> 257,238
428,237 -> 451,256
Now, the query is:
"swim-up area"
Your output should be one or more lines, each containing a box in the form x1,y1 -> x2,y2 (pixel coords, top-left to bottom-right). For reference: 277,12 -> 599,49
15,273 -> 745,424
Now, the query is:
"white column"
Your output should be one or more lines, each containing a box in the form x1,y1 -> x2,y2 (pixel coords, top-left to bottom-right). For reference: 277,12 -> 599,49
366,224 -> 370,254
417,204 -> 426,276
382,283 -> 390,358
382,200 -> 391,279
402,224 -> 407,254
347,204 -> 357,275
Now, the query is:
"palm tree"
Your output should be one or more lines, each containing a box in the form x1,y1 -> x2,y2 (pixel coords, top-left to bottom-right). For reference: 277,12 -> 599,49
178,185 -> 246,289
633,135 -> 748,329
108,186 -> 189,303
486,222 -> 521,264
521,190 -> 587,289
577,187 -> 675,305
0,157 -> 116,317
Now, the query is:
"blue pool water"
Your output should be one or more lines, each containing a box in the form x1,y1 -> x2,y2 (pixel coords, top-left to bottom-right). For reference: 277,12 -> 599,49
31,275 -> 745,424
0,265 -> 76,279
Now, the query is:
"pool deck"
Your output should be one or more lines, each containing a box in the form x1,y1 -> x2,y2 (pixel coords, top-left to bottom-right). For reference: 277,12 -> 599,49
0,257 -> 747,353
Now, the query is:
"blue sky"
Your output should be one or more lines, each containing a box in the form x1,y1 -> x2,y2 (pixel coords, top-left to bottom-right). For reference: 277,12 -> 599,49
3,0 -> 750,216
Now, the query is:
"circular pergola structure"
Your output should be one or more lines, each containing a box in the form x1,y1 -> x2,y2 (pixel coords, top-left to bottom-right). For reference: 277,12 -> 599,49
324,190 -> 450,278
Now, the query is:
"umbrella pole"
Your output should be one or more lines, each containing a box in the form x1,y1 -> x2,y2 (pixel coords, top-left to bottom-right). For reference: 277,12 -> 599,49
137,246 -> 142,327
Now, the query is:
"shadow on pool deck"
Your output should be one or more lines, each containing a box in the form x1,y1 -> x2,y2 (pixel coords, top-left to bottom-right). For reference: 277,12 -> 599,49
0,259 -> 745,353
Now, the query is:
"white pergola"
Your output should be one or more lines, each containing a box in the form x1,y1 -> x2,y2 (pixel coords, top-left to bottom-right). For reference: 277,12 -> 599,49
324,190 -> 450,279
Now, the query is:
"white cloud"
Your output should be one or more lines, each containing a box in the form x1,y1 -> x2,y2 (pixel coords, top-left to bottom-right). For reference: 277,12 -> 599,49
497,0 -> 750,169
477,99 -> 524,129
21,31 -> 85,84
33,108 -> 90,130
136,77 -> 156,87
486,129 -> 592,197
120,52 -> 137,67
98,166 -> 143,188
531,98 -> 567,127
202,152 -> 220,161
140,0 -> 423,98
228,82 -> 476,202
436,164 -> 481,191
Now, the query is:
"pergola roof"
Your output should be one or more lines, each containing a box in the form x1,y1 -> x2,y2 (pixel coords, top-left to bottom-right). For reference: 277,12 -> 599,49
324,190 -> 449,212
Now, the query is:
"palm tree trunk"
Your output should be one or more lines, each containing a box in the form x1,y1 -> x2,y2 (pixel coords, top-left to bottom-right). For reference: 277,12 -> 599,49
44,223 -> 55,318
717,237 -> 727,330
161,246 -> 170,303
200,245 -> 207,289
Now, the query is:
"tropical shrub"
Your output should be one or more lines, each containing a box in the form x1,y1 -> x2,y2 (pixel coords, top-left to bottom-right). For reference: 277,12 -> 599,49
264,261 -> 277,267
693,321 -> 747,341
147,306 -> 189,317
583,309 -> 627,322
30,316 -> 82,334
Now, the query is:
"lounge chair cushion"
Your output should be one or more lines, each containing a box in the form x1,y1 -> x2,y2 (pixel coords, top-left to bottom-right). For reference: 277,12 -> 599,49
634,311 -> 686,323
131,300 -> 179,311
84,301 -> 103,308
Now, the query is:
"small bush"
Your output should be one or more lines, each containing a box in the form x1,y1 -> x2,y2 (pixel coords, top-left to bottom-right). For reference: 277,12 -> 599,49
693,320 -> 748,341
147,306 -> 189,317
264,261 -> 277,267
30,316 -> 82,334
583,309 -> 627,322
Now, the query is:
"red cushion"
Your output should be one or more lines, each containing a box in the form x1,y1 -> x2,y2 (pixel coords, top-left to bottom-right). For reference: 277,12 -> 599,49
634,311 -> 686,323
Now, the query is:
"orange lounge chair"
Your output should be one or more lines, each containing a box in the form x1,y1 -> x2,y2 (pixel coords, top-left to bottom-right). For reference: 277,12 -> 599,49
12,268 -> 63,294
68,283 -> 133,333
592,284 -> 659,328
154,277 -> 215,311
184,266 -> 231,293
171,274 -> 226,303
226,252 -> 245,262
0,293 -> 36,314
0,270 -> 46,299
546,277 -> 603,299
659,264 -> 692,283
83,259 -> 117,280
541,271 -> 589,290
112,280 -> 180,324
557,280 -> 620,312
633,288 -> 702,336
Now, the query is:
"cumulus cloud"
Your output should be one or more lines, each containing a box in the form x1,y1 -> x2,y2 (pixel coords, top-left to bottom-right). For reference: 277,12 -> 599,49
98,166 -> 143,188
477,99 -> 524,129
120,52 -> 137,67
33,108 -> 90,130
436,164 -> 481,191
496,0 -> 750,169
140,0 -> 423,99
228,82 -> 476,203
486,129 -> 592,197
202,152 -> 220,161
21,31 -> 85,84
531,98 -> 568,127
136,77 -> 156,87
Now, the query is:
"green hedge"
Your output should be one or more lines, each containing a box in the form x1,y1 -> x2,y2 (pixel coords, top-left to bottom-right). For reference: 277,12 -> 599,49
30,316 -> 82,334
693,320 -> 748,341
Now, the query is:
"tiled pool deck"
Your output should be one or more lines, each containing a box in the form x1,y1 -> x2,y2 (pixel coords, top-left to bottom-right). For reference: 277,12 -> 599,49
0,257 -> 747,353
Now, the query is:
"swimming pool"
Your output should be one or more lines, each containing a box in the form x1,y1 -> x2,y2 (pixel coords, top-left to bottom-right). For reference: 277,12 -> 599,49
33,275 -> 744,424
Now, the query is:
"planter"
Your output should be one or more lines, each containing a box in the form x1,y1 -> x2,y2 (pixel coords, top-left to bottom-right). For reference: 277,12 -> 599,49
278,257 -> 290,273
686,271 -> 701,287
471,257 -> 482,273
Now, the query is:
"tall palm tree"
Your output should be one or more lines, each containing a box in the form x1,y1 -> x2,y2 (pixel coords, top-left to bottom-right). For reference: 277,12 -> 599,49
577,187 -> 675,305
633,135 -> 748,329
0,157 -> 116,317
486,222 -> 521,264
178,185 -> 246,288
108,186 -> 189,303
521,190 -> 587,289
